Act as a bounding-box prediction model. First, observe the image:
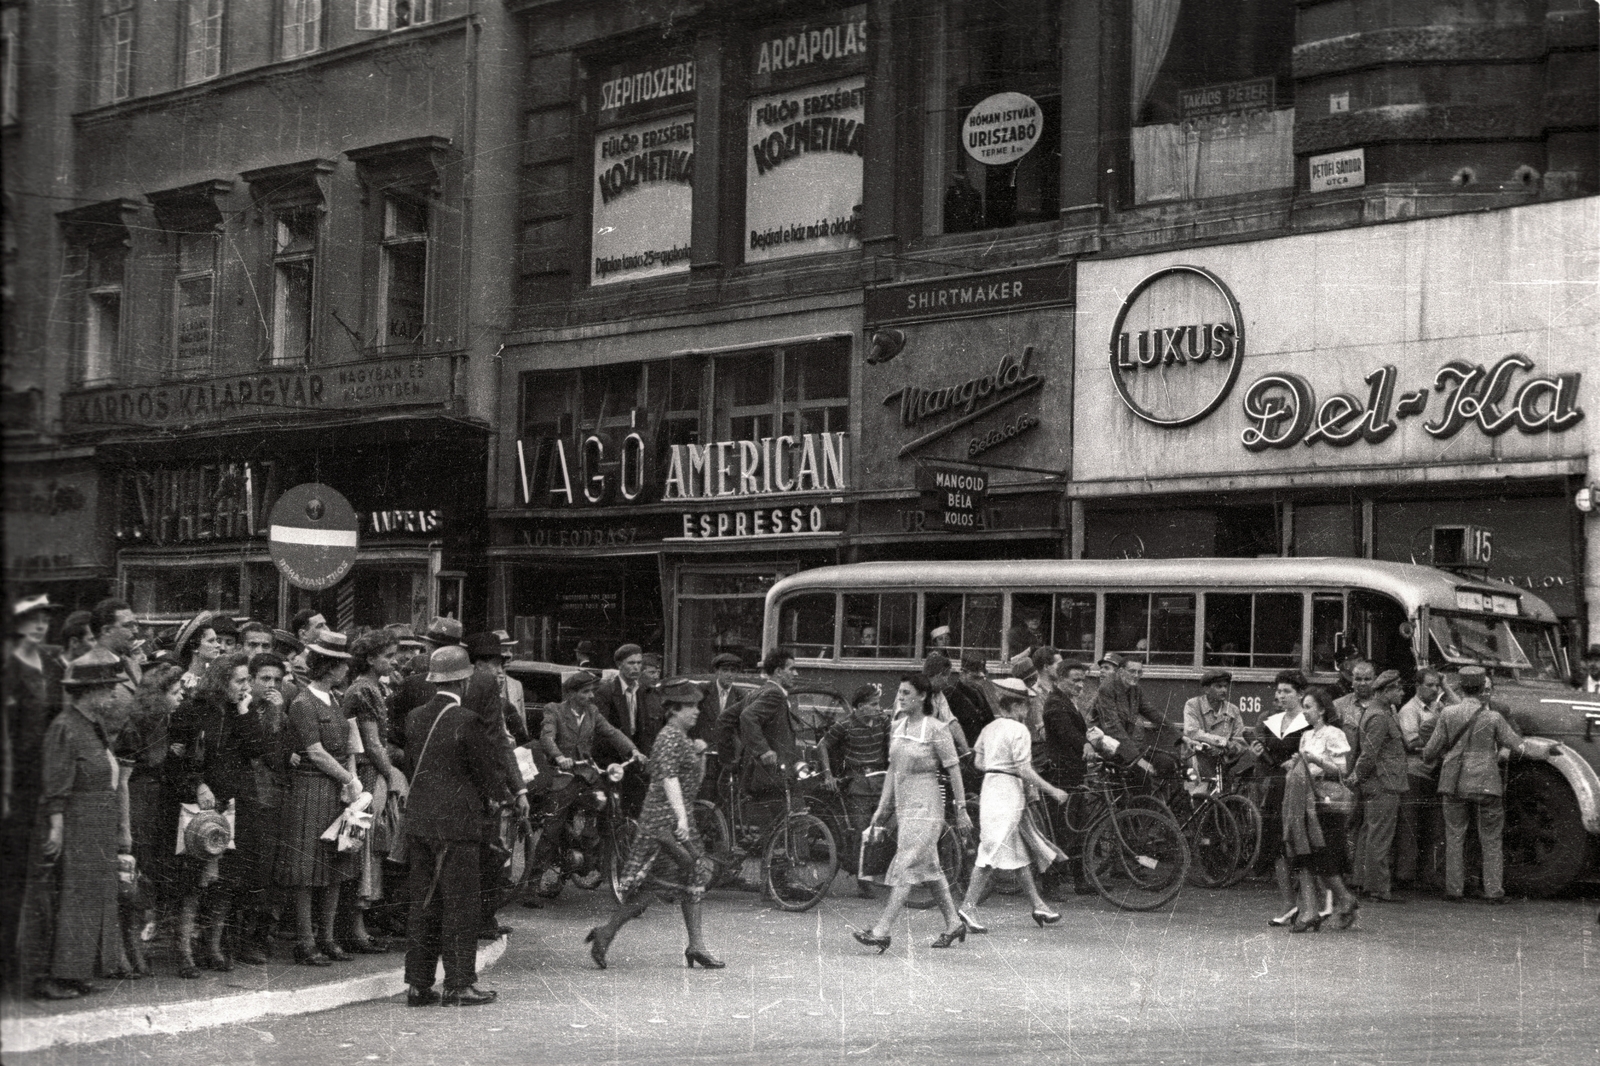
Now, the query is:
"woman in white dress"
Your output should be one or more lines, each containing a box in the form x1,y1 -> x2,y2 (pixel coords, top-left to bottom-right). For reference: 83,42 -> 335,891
957,678 -> 1069,931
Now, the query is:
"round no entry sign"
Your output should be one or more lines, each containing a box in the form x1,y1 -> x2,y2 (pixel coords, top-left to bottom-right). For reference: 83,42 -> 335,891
269,483 -> 358,591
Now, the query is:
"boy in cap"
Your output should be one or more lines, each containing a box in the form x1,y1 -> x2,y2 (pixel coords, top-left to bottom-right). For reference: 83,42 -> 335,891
819,684 -> 892,898
1423,666 -> 1526,903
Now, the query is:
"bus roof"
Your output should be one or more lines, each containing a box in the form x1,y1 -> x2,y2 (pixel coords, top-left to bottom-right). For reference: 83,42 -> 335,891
766,558 -> 1559,623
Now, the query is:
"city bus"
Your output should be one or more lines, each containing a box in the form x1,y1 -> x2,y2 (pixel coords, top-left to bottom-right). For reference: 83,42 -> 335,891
763,558 -> 1598,895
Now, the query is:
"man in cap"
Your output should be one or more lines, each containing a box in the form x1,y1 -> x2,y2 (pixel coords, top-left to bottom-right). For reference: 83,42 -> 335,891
465,633 -> 531,937
59,610 -> 97,664
1423,666 -> 1527,903
489,630 -> 528,740
385,624 -> 428,683
1579,645 -> 1600,694
1347,669 -> 1410,902
1089,654 -> 1163,774
573,641 -> 597,669
739,648 -> 802,823
533,670 -> 640,895
1183,669 -> 1246,784
595,643 -> 663,816
391,618 -> 465,747
402,646 -> 515,1007
709,653 -> 744,717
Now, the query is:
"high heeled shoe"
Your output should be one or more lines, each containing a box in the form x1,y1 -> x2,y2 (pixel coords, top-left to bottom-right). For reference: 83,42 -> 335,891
293,943 -> 331,967
1031,909 -> 1062,927
1289,913 -> 1324,934
585,926 -> 614,970
1267,906 -> 1299,928
955,906 -> 988,933
852,930 -> 891,954
1334,899 -> 1360,930
685,948 -> 726,969
316,941 -> 351,962
930,922 -> 968,948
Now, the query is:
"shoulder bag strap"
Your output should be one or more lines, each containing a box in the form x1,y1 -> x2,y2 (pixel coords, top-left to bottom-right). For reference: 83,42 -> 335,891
1440,703 -> 1486,762
408,703 -> 453,789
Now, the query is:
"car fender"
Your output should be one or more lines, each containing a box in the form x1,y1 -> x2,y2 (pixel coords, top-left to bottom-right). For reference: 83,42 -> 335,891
1519,736 -> 1600,835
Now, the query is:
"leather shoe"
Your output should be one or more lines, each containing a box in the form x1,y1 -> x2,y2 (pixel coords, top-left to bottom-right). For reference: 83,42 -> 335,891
1482,895 -> 1512,905
406,985 -> 440,1007
1368,894 -> 1405,904
441,985 -> 498,1006
33,979 -> 81,1000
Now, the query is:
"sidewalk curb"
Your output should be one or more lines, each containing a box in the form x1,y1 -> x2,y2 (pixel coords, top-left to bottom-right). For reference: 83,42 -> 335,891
1,936 -> 508,1054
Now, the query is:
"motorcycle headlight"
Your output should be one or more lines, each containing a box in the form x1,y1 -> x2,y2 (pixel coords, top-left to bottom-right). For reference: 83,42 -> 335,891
607,764 -> 625,784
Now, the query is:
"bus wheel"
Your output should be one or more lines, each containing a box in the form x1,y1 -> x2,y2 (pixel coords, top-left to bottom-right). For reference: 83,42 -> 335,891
1502,764 -> 1591,897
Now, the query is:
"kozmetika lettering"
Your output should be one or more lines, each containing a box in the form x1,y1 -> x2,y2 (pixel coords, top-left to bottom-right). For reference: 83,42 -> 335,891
596,148 -> 695,204
750,117 -> 863,175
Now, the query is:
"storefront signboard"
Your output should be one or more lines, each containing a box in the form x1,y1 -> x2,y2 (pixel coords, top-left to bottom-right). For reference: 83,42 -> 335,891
745,77 -> 865,262
669,502 -> 842,541
591,112 -> 695,285
1072,199 -> 1594,489
865,262 -> 1074,327
962,92 -> 1042,165
61,355 -> 453,434
916,463 -> 988,531
114,461 -> 275,547
749,7 -> 868,93
1179,77 -> 1275,121
268,483 -> 359,591
884,347 -> 1044,458
1308,148 -> 1365,192
4,465 -> 106,578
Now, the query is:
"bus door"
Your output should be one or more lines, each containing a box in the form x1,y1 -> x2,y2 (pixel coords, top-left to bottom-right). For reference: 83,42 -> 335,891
1348,589 -> 1417,679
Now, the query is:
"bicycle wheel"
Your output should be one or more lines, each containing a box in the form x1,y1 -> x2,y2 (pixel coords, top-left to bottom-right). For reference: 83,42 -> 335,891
938,823 -> 971,900
1183,796 -> 1242,888
763,812 -> 839,912
1084,808 -> 1189,911
1219,793 -> 1262,886
692,800 -> 733,887
607,816 -> 639,904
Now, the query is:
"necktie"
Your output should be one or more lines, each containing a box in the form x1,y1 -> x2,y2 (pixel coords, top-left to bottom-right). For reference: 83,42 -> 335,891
625,684 -> 636,734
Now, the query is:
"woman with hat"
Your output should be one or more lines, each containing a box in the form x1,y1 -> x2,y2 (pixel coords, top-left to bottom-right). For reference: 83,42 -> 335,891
16,648 -> 132,999
957,677 -> 1069,933
853,673 -> 972,954
174,612 -> 224,695
273,631 -> 364,966
4,595 -> 67,986
341,629 -> 406,953
586,677 -> 723,971
169,650 -> 276,974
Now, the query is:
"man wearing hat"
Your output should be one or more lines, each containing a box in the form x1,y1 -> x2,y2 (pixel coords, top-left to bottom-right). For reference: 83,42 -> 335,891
1090,654 -> 1164,774
385,624 -> 428,682
533,670 -> 640,895
390,618 -> 466,746
1423,666 -> 1527,903
59,610 -> 97,665
1183,670 -> 1247,785
401,646 -> 512,1007
1579,645 -> 1600,693
489,630 -> 527,738
573,641 -> 597,669
595,644 -> 663,816
1347,669 -> 1409,902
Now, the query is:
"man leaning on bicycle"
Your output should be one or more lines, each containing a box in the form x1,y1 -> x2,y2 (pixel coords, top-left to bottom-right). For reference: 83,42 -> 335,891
1182,669 -> 1249,785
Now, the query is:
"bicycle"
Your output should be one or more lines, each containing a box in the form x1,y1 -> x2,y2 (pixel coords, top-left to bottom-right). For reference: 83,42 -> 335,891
1139,755 -> 1244,889
704,752 -> 840,912
1184,744 -> 1264,886
1046,757 -> 1191,910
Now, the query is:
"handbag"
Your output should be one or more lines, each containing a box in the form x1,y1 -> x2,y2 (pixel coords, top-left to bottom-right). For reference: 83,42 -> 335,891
858,824 -> 896,880
1312,777 -> 1356,816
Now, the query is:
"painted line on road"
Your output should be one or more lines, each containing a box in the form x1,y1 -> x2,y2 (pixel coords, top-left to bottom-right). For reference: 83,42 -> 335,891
0,937 -> 507,1053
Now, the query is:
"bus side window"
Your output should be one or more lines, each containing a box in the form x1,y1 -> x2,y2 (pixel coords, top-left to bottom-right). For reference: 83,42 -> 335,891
1348,590 -> 1416,679
1311,593 -> 1344,673
778,593 -> 837,660
964,594 -> 1003,663
1053,593 -> 1097,662
1106,593 -> 1195,665
1204,593 -> 1252,667
1011,594 -> 1052,658
842,592 -> 915,659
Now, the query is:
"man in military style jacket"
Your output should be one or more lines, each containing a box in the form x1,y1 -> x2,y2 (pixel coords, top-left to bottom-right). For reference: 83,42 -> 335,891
1348,669 -> 1409,902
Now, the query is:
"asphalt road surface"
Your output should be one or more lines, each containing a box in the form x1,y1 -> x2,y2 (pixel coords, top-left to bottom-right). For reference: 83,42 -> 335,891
14,884 -> 1598,1066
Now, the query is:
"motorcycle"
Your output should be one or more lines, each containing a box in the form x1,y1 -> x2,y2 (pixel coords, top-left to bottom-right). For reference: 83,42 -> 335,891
523,755 -> 641,902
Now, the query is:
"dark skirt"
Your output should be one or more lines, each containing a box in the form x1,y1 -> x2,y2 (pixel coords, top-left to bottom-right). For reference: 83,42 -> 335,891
17,792 -> 122,983
1290,810 -> 1350,879
125,770 -> 175,905
274,771 -> 356,889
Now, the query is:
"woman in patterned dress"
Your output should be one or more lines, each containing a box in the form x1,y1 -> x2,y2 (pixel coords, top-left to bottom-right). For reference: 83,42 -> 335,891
853,673 -> 973,954
17,649 -> 132,999
340,630 -> 405,952
586,678 -> 723,971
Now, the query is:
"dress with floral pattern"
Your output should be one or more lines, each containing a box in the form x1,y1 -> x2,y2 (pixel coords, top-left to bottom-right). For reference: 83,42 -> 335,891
613,723 -> 712,902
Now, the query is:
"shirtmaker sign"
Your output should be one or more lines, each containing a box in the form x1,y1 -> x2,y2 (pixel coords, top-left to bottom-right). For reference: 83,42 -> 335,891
1107,265 -> 1244,427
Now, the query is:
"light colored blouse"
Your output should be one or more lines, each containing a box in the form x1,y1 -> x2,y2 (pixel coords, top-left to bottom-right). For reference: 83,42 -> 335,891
1299,724 -> 1349,779
973,717 -> 1031,775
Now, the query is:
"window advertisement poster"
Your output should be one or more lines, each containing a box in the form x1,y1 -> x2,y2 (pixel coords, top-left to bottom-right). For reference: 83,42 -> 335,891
745,75 -> 865,262
589,49 -> 697,286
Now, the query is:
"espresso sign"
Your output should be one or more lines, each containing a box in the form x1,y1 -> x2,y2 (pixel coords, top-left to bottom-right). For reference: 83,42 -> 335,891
1108,265 -> 1245,427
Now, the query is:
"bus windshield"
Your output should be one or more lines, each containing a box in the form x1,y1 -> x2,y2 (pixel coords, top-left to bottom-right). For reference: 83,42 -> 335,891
1427,611 -> 1568,682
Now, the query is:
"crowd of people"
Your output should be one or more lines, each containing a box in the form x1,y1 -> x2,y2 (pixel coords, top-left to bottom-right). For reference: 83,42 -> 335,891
0,590 -> 1577,1004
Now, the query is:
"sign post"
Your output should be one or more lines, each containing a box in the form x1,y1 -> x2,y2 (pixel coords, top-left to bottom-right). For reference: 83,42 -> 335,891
268,483 -> 359,591
916,462 -> 988,531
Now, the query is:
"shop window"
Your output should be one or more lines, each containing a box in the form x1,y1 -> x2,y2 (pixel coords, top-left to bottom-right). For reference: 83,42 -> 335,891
355,0 -> 431,31
1310,592 -> 1344,674
184,0 -> 224,85
245,562 -> 281,626
842,592 -> 915,659
679,571 -> 784,670
744,5 -> 868,263
715,338 -> 849,443
1129,0 -> 1295,205
645,357 -> 704,448
3,7 -> 19,126
380,197 -> 427,345
271,206 -> 317,365
925,0 -> 1060,237
1104,592 -> 1196,665
125,564 -> 239,619
281,0 -> 322,60
96,0 -> 134,105
924,592 -> 1002,663
775,591 -> 836,660
1203,592 -> 1300,669
588,44 -> 696,286
173,232 -> 217,377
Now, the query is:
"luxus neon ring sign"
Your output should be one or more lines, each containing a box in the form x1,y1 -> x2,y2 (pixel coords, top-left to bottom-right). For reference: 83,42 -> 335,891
1107,265 -> 1245,428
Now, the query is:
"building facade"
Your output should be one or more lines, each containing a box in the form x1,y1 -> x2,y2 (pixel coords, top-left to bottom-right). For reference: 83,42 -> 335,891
3,0 -> 524,631
487,0 -> 1597,671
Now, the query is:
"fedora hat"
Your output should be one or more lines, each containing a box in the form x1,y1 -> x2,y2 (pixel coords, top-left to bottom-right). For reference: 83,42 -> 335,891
991,677 -> 1032,702
306,631 -> 352,658
61,648 -> 130,690
272,628 -> 304,655
184,809 -> 232,859
387,623 -> 427,649
423,617 -> 464,646
465,631 -> 509,661
425,645 -> 473,683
